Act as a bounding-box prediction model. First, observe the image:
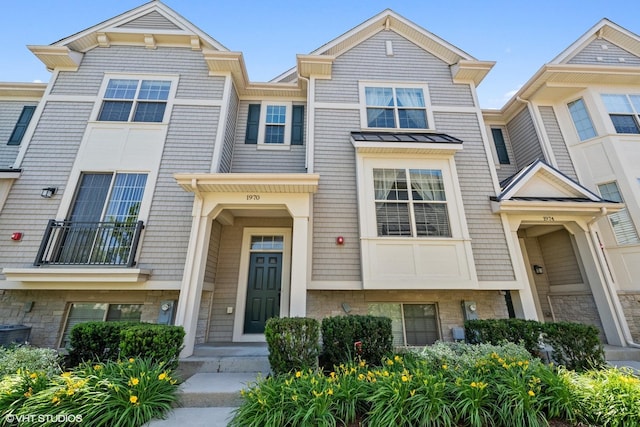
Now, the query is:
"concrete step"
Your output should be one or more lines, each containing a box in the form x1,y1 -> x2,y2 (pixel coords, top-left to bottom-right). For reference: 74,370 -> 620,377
177,355 -> 270,379
178,372 -> 261,408
146,407 -> 236,427
604,345 -> 640,362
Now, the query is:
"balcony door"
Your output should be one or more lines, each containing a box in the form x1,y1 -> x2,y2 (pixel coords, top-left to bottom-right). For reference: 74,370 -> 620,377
57,173 -> 147,264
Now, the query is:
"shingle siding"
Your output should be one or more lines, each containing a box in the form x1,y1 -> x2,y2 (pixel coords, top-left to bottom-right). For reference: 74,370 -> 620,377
506,107 -> 544,168
538,106 -> 577,180
315,31 -> 474,107
568,39 -> 640,66
312,109 -> 362,281
117,11 -> 182,30
491,125 -> 519,182
51,46 -> 224,100
230,102 -> 306,173
219,89 -> 238,173
0,101 -> 93,272
139,105 -> 219,280
436,112 -> 515,281
0,101 -> 38,168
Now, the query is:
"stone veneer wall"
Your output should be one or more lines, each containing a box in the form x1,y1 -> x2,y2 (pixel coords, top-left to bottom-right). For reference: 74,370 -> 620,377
0,289 -> 179,348
548,293 -> 605,342
619,292 -> 640,343
307,290 -> 509,342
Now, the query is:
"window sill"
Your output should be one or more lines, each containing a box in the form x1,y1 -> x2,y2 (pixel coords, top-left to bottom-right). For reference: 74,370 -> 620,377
256,144 -> 291,151
88,120 -> 168,127
2,267 -> 151,283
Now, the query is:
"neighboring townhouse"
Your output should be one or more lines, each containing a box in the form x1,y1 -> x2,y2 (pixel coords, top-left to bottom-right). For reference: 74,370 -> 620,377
483,18 -> 640,345
0,1 -> 636,357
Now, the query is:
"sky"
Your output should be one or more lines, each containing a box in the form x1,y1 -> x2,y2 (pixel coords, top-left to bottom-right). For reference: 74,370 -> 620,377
2,0 -> 640,109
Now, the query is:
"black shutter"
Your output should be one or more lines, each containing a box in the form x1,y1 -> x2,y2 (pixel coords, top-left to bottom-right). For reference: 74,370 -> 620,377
491,128 -> 510,164
245,104 -> 261,144
291,105 -> 304,145
8,106 -> 36,145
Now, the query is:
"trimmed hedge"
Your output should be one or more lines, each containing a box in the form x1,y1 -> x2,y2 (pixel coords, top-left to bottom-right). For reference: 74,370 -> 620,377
67,322 -> 184,368
321,315 -> 393,368
464,318 -> 604,371
265,317 -> 320,375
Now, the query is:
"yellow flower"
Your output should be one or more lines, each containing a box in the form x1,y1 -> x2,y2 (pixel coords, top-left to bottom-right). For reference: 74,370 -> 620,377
61,372 -> 72,378
128,377 -> 140,386
410,389 -> 416,397
312,390 -> 323,398
329,371 -> 336,379
129,358 -> 135,363
528,390 -> 535,397
386,359 -> 394,366
130,395 -> 139,404
94,365 -> 102,371
29,372 -> 38,379
401,375 -> 409,382
394,355 -> 402,363
295,371 -> 302,378
52,396 -> 60,404
327,388 -> 333,396
359,360 -> 366,368
292,395 -> 298,401
358,373 -> 365,380
158,373 -> 167,381
441,364 -> 448,370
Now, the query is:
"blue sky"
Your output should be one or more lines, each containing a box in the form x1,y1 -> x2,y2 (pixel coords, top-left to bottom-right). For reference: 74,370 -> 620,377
2,0 -> 640,109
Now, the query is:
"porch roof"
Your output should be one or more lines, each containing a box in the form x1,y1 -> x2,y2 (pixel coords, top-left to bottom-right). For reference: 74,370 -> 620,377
174,173 -> 320,194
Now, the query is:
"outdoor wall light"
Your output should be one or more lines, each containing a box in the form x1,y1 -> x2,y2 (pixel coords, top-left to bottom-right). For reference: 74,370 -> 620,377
40,187 -> 57,198
336,236 -> 344,245
533,264 -> 544,275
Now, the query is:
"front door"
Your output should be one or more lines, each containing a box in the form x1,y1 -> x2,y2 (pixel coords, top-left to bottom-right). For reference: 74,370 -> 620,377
244,252 -> 282,334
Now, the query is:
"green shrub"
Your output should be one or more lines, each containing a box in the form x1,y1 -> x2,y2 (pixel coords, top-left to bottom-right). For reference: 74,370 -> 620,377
67,321 -> 136,365
119,324 -> 185,369
465,319 -> 543,355
321,315 -> 393,368
67,322 -> 184,368
264,317 -> 320,376
0,345 -> 61,377
543,322 -> 605,371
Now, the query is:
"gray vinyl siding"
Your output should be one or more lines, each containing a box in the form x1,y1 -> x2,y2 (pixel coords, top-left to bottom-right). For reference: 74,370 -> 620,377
0,101 -> 38,168
116,11 -> 182,30
51,46 -> 225,100
203,220 -> 222,285
230,102 -> 306,173
506,107 -> 544,168
538,106 -> 577,180
539,229 -> 584,286
492,125 -> 519,182
436,112 -> 515,281
568,39 -> 640,66
315,31 -> 474,107
139,105 -> 219,280
219,89 -> 238,173
0,102 -> 93,271
312,109 -> 362,282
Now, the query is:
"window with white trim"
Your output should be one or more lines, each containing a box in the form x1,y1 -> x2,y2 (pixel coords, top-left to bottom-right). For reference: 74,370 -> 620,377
244,102 -> 305,146
567,98 -> 597,140
98,79 -> 171,123
598,181 -> 640,245
369,303 -> 440,346
374,168 -> 450,237
601,94 -> 640,134
360,83 -> 431,130
60,303 -> 142,347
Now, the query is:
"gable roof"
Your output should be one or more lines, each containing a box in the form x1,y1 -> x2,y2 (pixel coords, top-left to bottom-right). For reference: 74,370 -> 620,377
493,18 -> 640,121
28,1 -> 227,72
273,9 -> 494,86
491,160 -> 622,215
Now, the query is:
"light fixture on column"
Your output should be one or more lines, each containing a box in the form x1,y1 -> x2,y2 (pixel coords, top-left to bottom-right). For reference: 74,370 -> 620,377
533,264 -> 544,275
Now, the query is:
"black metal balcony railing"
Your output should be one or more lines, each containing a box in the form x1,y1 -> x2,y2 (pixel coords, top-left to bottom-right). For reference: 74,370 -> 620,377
35,220 -> 144,267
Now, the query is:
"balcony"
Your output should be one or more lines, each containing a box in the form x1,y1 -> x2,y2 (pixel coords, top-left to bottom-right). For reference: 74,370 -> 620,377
35,220 -> 144,267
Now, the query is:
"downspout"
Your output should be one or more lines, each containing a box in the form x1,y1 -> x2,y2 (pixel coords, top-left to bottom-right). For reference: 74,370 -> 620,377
588,208 -> 640,348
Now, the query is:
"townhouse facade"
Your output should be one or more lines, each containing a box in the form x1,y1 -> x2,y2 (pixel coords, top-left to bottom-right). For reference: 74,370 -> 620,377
0,1 -> 638,357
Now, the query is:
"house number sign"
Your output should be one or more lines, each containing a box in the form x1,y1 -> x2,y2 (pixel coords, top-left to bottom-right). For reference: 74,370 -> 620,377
543,216 -> 555,222
246,194 -> 261,200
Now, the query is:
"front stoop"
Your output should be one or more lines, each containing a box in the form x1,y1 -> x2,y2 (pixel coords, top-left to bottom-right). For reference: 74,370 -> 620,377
178,372 -> 262,407
604,344 -> 640,362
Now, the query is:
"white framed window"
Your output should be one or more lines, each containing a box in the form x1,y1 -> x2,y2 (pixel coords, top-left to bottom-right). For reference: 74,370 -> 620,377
244,102 -> 305,148
359,82 -> 433,130
601,94 -> 640,134
60,303 -> 142,347
369,303 -> 440,346
567,98 -> 597,141
374,168 -> 451,237
96,75 -> 177,123
598,181 -> 640,245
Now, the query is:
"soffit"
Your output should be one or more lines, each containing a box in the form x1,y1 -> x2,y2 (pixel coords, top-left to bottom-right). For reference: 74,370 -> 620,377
174,173 -> 320,194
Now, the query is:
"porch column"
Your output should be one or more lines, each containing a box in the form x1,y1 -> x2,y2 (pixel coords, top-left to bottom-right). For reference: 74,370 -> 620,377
175,199 -> 212,358
290,216 -> 309,316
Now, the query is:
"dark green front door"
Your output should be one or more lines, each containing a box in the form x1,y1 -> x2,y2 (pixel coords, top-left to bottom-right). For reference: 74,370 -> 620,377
244,252 -> 282,334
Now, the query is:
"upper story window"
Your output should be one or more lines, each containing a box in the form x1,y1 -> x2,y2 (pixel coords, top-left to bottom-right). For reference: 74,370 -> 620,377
567,98 -> 597,140
245,102 -> 304,147
490,128 -> 510,164
7,106 -> 36,145
360,83 -> 431,130
601,94 -> 640,134
598,181 -> 640,245
98,79 -> 171,123
374,168 -> 450,237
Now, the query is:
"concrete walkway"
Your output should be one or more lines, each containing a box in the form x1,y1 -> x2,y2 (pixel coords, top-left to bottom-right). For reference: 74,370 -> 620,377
146,407 -> 236,427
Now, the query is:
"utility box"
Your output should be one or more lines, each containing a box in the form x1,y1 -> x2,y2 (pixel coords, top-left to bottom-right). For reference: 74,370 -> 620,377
0,325 -> 31,346
462,300 -> 478,321
157,300 -> 177,325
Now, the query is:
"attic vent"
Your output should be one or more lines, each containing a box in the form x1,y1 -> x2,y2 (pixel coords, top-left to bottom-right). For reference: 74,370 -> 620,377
601,44 -> 608,50
596,56 -> 604,62
619,58 -> 626,63
386,40 -> 394,56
